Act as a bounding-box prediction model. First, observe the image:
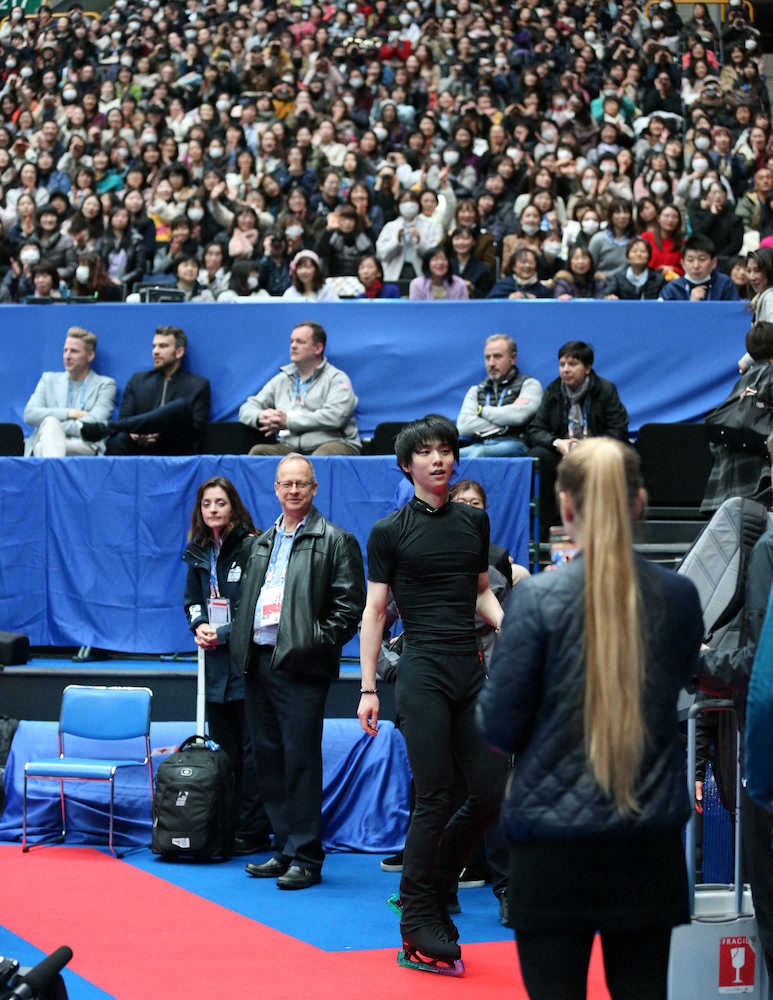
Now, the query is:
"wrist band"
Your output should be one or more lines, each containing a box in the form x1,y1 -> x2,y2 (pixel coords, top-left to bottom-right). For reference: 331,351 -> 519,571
360,688 -> 378,695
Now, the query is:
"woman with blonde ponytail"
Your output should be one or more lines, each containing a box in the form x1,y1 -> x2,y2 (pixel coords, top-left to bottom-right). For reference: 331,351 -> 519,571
478,438 -> 704,1000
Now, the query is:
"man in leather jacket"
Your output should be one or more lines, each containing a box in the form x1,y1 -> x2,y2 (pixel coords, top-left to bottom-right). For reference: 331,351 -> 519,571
231,453 -> 365,889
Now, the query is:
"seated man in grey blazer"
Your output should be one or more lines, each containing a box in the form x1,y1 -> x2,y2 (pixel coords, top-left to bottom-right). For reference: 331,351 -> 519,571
23,326 -> 116,456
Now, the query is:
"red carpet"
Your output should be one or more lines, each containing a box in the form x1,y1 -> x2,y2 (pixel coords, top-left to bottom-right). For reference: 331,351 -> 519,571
1,846 -> 612,999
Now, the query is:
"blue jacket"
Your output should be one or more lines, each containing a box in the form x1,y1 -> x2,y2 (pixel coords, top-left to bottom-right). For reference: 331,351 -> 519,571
660,270 -> 740,301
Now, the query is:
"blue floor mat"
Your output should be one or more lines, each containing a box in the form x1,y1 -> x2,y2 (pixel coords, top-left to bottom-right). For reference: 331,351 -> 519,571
126,849 -> 511,951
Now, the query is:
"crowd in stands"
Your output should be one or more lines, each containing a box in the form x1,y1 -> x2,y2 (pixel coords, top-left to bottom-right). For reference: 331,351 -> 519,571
0,0 -> 769,302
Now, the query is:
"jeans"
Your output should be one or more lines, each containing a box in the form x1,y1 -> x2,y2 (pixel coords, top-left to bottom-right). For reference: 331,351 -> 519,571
459,437 -> 528,458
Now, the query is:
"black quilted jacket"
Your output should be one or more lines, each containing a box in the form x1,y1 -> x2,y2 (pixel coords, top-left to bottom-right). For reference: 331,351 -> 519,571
477,554 -> 703,841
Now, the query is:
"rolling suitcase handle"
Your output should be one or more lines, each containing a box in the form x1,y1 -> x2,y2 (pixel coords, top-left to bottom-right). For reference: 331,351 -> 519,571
196,647 -> 206,738
686,698 -> 741,915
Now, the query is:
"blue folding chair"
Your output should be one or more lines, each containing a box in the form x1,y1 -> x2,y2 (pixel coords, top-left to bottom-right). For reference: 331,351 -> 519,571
22,685 -> 153,857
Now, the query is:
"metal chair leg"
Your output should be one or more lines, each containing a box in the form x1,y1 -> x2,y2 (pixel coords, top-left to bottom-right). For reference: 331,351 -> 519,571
22,771 -> 28,852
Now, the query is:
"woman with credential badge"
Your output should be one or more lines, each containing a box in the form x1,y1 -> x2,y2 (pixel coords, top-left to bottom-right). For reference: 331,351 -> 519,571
478,438 -> 704,999
183,476 -> 270,855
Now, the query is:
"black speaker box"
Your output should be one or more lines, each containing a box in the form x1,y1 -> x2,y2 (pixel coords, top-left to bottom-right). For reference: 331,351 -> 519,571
0,631 -> 30,666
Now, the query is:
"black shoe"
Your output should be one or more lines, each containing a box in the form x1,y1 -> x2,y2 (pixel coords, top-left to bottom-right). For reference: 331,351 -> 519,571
80,420 -> 110,442
276,864 -> 322,890
380,851 -> 404,872
232,835 -> 272,857
245,855 -> 289,878
458,864 -> 487,889
496,888 -> 512,928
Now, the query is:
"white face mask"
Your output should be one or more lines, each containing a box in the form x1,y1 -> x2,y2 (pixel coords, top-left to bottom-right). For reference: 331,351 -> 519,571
246,274 -> 259,289
373,126 -> 388,141
188,208 -> 204,221
63,88 -> 77,102
521,222 -> 539,235
75,264 -> 91,283
692,158 -> 708,173
581,177 -> 595,193
702,176 -> 717,190
11,9 -> 22,19
652,18 -> 664,29
399,12 -> 412,25
651,179 -> 668,195
745,38 -> 757,50
120,54 -> 133,66
694,136 -> 710,150
399,202 -> 419,220
209,146 -> 224,158
581,218 -> 600,235
600,161 -> 616,173
286,225 -> 303,239
443,150 -> 459,165
216,100 -> 230,113
20,66 -> 33,78
342,95 -> 354,108
21,249 -> 40,265
542,128 -> 557,143
7,58 -> 16,68
542,240 -> 562,257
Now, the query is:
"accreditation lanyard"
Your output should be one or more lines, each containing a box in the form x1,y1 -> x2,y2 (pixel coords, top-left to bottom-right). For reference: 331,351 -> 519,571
68,378 -> 87,410
207,544 -> 230,625
485,382 -> 508,408
293,373 -> 311,407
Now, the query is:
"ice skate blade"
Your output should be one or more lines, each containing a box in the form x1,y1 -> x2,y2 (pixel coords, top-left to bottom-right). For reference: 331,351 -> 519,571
386,892 -> 402,916
397,950 -> 464,977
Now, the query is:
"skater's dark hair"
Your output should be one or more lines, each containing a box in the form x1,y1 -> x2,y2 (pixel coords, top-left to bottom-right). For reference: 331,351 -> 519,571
395,414 -> 459,480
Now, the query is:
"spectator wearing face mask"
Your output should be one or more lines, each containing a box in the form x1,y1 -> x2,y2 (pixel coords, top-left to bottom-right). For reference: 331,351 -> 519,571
218,260 -> 273,302
0,240 -> 41,302
659,234 -> 740,300
375,189 -> 443,282
72,252 -> 124,302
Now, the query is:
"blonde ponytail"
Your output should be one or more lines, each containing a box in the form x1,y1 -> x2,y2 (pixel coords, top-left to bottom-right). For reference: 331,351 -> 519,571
557,438 -> 647,813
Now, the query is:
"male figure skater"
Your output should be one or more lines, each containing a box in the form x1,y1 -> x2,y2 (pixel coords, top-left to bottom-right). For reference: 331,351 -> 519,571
357,415 -> 508,974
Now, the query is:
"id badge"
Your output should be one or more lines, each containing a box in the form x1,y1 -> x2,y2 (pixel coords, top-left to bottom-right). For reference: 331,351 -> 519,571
259,584 -> 282,626
207,597 -> 231,626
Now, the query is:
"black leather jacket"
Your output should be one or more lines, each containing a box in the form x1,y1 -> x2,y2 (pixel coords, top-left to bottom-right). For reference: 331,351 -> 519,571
230,506 -> 365,679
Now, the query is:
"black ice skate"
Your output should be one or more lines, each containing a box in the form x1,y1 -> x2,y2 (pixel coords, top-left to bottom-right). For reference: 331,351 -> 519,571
397,924 -> 464,976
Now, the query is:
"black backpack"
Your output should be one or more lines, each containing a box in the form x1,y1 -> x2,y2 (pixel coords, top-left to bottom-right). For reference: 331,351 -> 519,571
152,735 -> 235,860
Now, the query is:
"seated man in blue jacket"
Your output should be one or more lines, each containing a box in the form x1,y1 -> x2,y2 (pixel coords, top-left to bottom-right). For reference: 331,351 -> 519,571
660,235 -> 740,301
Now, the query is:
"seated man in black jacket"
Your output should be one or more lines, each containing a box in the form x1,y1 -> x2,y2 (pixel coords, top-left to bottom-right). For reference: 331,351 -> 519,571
82,325 -> 210,454
528,340 -> 629,535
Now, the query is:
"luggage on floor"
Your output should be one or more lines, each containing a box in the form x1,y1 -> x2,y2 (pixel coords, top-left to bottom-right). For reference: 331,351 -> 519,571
151,734 -> 235,860
667,699 -> 769,999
